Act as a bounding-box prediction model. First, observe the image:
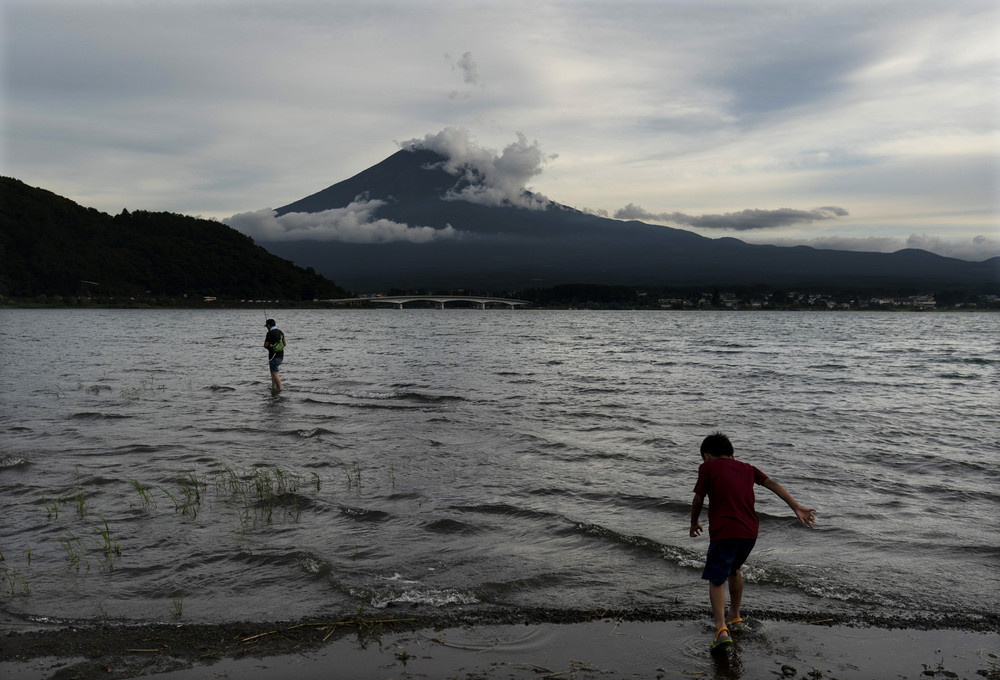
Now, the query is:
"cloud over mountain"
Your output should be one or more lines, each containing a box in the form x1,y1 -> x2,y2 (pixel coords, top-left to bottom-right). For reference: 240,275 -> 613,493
401,128 -> 553,210
447,51 -> 479,85
614,204 -> 849,230
225,198 -> 458,244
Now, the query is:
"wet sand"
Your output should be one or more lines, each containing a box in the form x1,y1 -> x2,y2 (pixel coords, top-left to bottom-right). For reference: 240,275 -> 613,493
3,613 -> 998,680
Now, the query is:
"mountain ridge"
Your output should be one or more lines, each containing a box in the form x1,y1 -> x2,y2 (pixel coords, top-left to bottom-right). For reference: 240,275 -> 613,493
254,148 -> 999,293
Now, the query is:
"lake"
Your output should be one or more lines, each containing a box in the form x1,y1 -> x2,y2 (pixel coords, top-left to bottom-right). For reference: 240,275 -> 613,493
1,309 -> 997,629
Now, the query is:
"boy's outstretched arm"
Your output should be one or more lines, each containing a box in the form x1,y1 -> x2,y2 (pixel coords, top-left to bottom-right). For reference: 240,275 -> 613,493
762,478 -> 816,528
689,493 -> 705,537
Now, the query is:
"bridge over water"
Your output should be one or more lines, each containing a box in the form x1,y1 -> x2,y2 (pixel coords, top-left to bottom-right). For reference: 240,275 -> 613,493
323,295 -> 532,310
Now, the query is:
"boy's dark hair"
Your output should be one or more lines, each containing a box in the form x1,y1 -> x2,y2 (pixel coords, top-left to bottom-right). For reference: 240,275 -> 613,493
700,432 -> 734,458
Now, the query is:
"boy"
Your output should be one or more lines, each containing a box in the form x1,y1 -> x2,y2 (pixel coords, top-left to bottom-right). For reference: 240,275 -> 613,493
689,432 -> 815,651
263,319 -> 286,392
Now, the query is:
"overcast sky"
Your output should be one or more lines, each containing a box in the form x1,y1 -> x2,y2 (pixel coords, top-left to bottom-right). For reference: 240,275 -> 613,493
3,0 -> 998,260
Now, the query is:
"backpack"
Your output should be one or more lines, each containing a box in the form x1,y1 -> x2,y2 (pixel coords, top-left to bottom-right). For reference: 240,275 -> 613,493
272,330 -> 285,352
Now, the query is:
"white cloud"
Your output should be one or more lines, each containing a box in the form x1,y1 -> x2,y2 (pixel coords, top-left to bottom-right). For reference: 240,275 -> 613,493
225,199 -> 459,244
402,128 -> 553,210
3,1 -> 997,261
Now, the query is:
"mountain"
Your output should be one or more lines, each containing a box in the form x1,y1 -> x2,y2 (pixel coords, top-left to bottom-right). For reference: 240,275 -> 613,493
256,148 -> 999,293
0,177 -> 346,301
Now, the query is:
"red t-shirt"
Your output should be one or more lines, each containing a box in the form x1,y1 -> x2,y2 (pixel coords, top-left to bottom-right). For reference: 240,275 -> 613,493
693,457 -> 769,541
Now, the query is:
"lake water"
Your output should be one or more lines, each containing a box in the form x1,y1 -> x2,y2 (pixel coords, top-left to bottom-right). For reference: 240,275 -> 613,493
1,309 -> 997,629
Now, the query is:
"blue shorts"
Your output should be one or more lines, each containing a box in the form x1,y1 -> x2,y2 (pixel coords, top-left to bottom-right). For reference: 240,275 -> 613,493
268,356 -> 283,373
702,538 -> 756,585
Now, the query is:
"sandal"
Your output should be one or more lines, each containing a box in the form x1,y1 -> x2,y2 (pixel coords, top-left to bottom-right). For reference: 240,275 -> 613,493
727,617 -> 745,632
710,625 -> 733,651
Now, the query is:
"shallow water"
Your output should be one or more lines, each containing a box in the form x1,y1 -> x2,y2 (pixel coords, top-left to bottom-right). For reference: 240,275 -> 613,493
1,309 -> 997,627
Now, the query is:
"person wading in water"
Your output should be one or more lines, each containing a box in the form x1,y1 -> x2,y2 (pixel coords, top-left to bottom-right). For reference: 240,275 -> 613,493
263,319 -> 286,392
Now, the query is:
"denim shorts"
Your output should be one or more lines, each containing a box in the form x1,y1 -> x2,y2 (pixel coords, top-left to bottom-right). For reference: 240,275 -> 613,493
268,356 -> 283,373
702,538 -> 756,585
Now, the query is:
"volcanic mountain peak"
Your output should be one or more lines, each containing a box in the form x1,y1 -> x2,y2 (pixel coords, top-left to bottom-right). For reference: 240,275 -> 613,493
223,138 -> 998,292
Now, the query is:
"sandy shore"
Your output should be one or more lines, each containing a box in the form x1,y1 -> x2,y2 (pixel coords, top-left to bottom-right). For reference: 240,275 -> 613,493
3,612 -> 998,680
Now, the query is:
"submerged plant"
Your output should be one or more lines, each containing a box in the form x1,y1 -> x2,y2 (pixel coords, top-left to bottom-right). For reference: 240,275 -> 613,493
128,478 -> 156,510
73,487 -> 86,518
1,566 -> 31,597
41,497 -> 59,520
158,485 -> 181,512
217,463 -> 306,525
95,517 -> 121,569
58,532 -> 90,571
337,459 -> 363,491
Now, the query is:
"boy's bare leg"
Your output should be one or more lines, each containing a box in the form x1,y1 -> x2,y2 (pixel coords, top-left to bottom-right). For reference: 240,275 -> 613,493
709,582 -> 729,639
727,570 -> 744,622
270,370 -> 282,391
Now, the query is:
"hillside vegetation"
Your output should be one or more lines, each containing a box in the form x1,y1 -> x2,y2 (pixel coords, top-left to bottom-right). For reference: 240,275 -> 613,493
0,178 -> 346,302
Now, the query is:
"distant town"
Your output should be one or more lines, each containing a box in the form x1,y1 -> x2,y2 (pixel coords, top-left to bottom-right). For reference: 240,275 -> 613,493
345,287 -> 1000,311
650,291 -> 1000,311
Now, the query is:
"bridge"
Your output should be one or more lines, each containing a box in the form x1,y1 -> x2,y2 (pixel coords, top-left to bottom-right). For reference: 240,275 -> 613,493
323,295 -> 532,310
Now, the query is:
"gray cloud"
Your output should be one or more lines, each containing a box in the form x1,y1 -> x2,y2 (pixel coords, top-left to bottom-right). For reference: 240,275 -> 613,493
446,51 -> 480,100
614,204 -> 849,230
451,51 -> 479,85
402,128 -> 553,210
905,234 -> 1000,261
3,1 -> 995,259
225,198 -> 459,244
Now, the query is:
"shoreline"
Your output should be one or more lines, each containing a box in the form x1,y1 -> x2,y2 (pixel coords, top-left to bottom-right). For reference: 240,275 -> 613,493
3,610 -> 998,679
3,301 -> 998,312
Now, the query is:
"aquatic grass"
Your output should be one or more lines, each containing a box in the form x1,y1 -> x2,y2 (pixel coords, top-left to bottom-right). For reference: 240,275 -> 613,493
158,485 -> 182,512
41,497 -> 59,520
156,473 -> 203,517
95,516 -> 121,569
216,463 -> 307,525
1,566 -> 31,597
179,472 -> 203,505
394,647 -> 413,668
58,532 -> 90,571
128,478 -> 156,510
979,652 -> 1000,680
337,459 -> 363,491
75,491 -> 86,518
119,374 -> 168,400
171,597 -> 184,618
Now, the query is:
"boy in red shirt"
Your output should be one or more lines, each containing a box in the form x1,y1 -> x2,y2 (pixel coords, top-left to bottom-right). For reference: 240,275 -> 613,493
690,432 -> 816,651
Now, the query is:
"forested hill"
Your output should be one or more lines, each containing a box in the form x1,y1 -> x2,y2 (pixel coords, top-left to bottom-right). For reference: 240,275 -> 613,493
0,177 -> 347,302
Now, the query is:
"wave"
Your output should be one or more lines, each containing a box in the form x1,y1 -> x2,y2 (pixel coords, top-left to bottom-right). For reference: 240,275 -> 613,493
0,454 -> 28,469
292,427 -> 336,439
359,574 -> 480,610
71,412 -> 132,420
297,386 -> 465,403
339,505 -> 390,522
453,503 -> 561,523
423,518 -> 481,535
